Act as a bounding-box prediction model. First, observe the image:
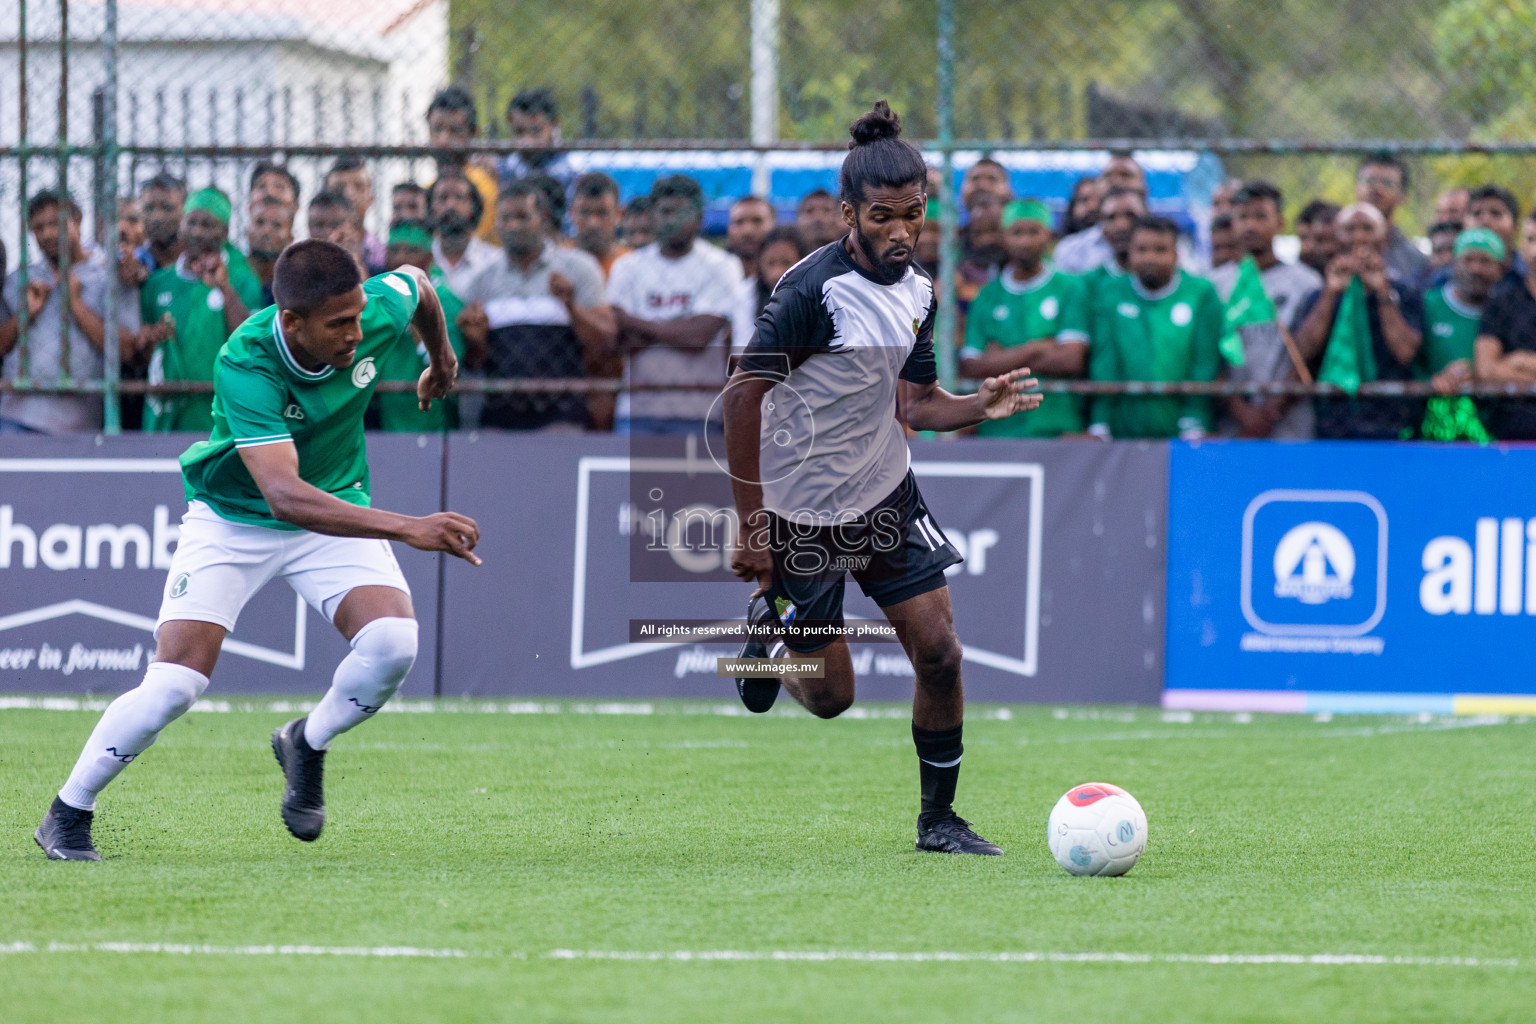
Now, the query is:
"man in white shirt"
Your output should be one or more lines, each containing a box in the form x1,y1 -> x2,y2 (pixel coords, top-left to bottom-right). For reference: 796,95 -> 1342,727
607,176 -> 741,435
1053,153 -> 1147,274
428,172 -> 501,295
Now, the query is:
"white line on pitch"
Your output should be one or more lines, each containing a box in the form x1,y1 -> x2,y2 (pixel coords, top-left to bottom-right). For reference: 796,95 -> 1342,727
545,949 -> 1521,968
0,941 -> 486,959
3,943 -> 1517,968
0,696 -> 1014,721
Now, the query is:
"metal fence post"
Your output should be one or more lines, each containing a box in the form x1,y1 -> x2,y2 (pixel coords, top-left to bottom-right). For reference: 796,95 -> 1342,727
16,0 -> 30,385
102,0 -> 121,434
934,0 -> 958,394
749,0 -> 779,199
57,0 -> 71,381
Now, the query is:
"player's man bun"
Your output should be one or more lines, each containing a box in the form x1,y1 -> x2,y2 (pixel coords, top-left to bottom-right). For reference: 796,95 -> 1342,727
848,99 -> 903,148
273,239 -> 363,316
840,100 -> 927,206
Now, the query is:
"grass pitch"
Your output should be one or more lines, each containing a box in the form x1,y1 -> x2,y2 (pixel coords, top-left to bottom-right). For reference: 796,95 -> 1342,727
3,699 -> 1535,1023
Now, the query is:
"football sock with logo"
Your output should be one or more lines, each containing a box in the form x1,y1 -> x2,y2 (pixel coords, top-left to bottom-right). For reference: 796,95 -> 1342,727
304,617 -> 418,751
912,722 -> 964,826
57,661 -> 210,811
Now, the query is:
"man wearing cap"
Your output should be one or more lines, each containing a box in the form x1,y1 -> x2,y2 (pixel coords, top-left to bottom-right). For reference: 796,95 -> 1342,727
959,198 -> 1089,437
375,219 -> 467,432
140,187 -> 264,431
1420,228 -> 1504,441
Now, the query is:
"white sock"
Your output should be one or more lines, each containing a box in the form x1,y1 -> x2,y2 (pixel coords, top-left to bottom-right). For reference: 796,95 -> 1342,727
304,617 -> 417,751
58,661 -> 210,811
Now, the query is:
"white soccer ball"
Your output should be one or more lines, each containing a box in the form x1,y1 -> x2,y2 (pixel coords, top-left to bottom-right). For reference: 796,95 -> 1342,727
1047,782 -> 1148,877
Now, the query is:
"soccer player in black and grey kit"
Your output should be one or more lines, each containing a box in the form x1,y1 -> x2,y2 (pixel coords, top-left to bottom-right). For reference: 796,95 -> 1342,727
723,101 -> 1040,856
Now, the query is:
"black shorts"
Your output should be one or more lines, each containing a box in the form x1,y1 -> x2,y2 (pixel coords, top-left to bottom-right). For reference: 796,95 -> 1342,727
765,471 -> 962,653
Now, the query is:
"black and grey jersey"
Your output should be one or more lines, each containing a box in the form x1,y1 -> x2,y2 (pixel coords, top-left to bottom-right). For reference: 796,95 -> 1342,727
737,241 -> 937,521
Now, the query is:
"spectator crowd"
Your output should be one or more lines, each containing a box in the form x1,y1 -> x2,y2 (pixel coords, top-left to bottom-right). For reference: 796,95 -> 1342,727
3,85 -> 1535,443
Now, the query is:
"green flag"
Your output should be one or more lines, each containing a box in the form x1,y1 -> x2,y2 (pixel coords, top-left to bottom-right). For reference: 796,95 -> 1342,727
1422,397 -> 1492,443
1316,277 -> 1376,395
1218,256 -> 1274,366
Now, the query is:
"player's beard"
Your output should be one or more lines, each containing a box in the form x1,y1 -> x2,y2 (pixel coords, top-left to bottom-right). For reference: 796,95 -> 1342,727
853,221 -> 913,286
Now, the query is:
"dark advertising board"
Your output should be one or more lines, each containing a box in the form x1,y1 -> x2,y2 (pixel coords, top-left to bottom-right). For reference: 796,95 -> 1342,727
441,435 -> 1167,704
0,434 -> 443,695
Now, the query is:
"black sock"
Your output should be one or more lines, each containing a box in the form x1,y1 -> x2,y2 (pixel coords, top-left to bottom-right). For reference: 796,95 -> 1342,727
912,722 -> 963,825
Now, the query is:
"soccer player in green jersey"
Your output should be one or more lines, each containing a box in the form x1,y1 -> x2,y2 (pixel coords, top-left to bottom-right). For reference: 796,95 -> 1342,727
1088,216 -> 1223,439
1421,228 -> 1504,441
377,219 -> 467,432
960,198 -> 1090,436
141,187 -> 265,432
35,240 -> 481,861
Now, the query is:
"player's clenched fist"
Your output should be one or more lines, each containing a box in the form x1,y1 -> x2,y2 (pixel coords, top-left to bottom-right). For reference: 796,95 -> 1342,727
405,511 -> 483,565
417,360 -> 458,411
731,515 -> 774,590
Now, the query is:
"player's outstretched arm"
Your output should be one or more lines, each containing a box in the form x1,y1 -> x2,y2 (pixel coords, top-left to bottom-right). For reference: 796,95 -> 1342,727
900,368 -> 1041,432
237,441 -> 482,565
394,264 -> 460,412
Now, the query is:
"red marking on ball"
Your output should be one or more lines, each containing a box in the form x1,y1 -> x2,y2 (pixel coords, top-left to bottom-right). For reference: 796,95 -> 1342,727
1067,782 -> 1128,807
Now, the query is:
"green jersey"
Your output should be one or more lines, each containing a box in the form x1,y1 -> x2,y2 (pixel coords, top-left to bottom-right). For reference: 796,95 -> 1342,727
1419,284 -> 1482,374
372,267 -> 465,432
1079,261 -> 1128,316
179,271 -> 420,529
1088,271 -> 1223,439
963,263 -> 1089,437
1419,284 -> 1491,442
141,248 -> 265,432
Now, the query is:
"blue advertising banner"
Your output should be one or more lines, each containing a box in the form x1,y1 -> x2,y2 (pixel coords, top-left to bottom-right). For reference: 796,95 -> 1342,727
1166,440 -> 1536,714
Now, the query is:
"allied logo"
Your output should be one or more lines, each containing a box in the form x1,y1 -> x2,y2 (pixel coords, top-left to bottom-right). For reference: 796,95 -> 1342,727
206,290 -> 225,312
1039,295 -> 1059,320
1170,302 -> 1193,327
1241,489 -> 1388,640
169,572 -> 190,599
1117,302 -> 1140,319
911,317 -> 921,334
351,357 -> 378,388
383,273 -> 414,297
1273,522 -> 1355,604
284,403 -> 305,421
992,305 -> 1010,321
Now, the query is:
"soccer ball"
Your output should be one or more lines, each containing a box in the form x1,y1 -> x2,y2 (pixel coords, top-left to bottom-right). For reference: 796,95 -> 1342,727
1047,782 -> 1148,877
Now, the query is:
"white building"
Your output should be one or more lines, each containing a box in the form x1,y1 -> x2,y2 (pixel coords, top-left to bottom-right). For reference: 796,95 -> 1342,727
0,0 -> 448,257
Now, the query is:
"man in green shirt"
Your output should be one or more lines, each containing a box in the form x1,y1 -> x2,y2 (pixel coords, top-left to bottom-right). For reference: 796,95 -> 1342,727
376,219 -> 467,432
1421,228 -> 1504,440
960,198 -> 1090,436
35,240 -> 480,861
141,188 -> 264,431
1088,216 -> 1223,439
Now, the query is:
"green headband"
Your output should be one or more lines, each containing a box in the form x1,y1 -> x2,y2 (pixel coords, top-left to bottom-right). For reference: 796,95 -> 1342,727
388,222 -> 434,251
184,187 -> 231,225
1454,226 -> 1506,262
1001,198 -> 1052,229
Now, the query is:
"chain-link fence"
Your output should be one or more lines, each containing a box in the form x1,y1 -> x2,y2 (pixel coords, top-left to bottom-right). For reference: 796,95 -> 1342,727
3,0 -> 1536,435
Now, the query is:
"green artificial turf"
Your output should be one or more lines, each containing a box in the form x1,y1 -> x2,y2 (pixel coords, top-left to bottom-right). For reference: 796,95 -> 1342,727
2,700 -> 1534,1023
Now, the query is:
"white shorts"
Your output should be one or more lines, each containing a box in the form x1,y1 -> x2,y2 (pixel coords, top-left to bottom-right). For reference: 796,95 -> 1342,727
155,501 -> 411,635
